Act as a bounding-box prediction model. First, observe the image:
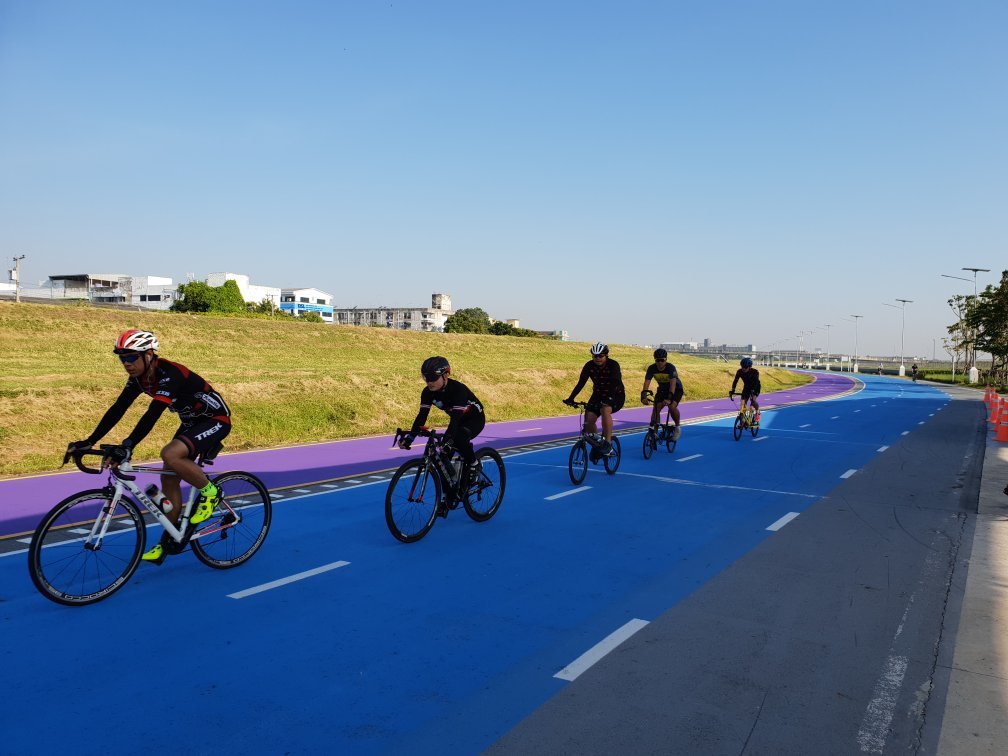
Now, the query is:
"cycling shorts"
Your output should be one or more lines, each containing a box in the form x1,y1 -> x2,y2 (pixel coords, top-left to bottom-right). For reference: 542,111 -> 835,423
586,393 -> 625,415
174,419 -> 231,460
656,384 -> 684,405
741,386 -> 761,401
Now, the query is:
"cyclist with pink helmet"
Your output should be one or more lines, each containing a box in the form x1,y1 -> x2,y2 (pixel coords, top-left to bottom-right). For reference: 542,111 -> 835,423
67,329 -> 231,565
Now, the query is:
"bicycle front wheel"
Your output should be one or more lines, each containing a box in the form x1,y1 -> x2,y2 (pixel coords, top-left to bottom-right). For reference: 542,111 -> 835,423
750,420 -> 760,438
733,416 -> 743,441
464,448 -> 506,522
642,430 -> 656,460
28,489 -> 145,606
386,459 -> 442,543
191,472 -> 272,569
665,424 -> 678,453
568,440 -> 588,485
603,436 -> 622,475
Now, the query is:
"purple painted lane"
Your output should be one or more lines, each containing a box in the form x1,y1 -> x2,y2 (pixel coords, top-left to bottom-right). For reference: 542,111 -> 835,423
0,371 -> 857,537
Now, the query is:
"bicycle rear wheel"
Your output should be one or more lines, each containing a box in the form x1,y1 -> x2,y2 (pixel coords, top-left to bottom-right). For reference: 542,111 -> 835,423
603,436 -> 622,475
750,419 -> 760,438
191,472 -> 272,569
733,416 -> 743,441
28,489 -> 145,606
568,440 -> 588,485
386,459 -> 442,542
642,430 -> 656,459
664,424 -> 678,453
464,448 -> 506,522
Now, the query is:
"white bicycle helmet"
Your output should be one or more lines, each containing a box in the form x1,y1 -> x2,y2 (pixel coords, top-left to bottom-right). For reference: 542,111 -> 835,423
590,342 -> 609,356
114,329 -> 159,353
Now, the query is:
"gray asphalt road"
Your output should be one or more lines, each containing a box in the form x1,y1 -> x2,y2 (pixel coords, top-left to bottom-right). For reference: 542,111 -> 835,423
488,387 -> 987,755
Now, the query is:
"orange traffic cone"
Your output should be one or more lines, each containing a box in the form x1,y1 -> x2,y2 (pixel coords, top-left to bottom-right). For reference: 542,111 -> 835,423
997,404 -> 1008,442
991,397 -> 1001,424
984,386 -> 992,405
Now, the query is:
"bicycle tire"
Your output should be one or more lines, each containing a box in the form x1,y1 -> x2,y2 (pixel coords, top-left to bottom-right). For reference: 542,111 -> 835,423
603,436 -> 622,475
28,489 -> 145,606
568,440 -> 588,485
463,448 -> 506,522
750,420 -> 759,438
733,416 -> 743,441
386,459 -> 441,542
191,472 -> 272,569
642,430 -> 656,460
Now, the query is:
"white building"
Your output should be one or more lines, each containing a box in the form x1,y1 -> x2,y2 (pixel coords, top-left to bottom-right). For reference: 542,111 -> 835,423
281,287 -> 334,322
45,273 -> 176,310
206,272 -> 280,308
331,293 -> 453,331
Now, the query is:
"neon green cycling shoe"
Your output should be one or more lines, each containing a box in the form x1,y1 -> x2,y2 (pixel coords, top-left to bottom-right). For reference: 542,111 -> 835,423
141,543 -> 167,565
191,488 -> 219,525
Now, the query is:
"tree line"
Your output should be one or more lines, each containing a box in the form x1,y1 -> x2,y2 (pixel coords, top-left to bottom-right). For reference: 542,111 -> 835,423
945,269 -> 1008,384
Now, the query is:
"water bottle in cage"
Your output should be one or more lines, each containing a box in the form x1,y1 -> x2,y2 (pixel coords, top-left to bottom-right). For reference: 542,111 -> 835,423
144,484 -> 173,513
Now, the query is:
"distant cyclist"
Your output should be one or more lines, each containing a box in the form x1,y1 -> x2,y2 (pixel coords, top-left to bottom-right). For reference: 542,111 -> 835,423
729,357 -> 761,422
564,342 -> 625,457
67,330 -> 231,565
399,356 -> 485,493
641,348 -> 682,441
911,363 -> 919,382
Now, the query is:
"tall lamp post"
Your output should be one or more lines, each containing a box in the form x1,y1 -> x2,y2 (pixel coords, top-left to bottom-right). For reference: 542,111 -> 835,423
850,315 -> 863,373
11,255 -> 25,303
884,299 -> 913,375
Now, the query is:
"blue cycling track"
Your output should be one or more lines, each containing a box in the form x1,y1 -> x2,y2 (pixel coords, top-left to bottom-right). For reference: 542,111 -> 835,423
0,372 -> 951,754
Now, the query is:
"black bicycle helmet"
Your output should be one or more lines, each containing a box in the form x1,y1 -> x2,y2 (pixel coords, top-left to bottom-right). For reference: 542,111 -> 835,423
421,356 -> 450,381
654,348 -> 668,359
740,357 -> 753,368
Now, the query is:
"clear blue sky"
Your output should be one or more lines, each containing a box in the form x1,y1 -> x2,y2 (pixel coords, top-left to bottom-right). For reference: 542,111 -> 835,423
1,1 -> 1004,359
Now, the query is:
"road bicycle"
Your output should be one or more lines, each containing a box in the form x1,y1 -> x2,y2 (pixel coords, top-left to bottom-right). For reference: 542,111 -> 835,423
641,390 -> 678,459
385,428 -> 506,543
564,401 -> 621,485
28,444 -> 271,606
729,394 -> 760,440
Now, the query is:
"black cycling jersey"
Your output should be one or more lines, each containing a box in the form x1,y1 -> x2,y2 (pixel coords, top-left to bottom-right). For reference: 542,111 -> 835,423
86,358 -> 231,447
731,367 -> 761,394
644,362 -> 678,386
410,378 -> 484,434
569,358 -> 625,402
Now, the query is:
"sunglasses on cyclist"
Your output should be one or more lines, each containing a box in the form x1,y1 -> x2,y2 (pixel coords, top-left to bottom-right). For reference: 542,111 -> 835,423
118,353 -> 144,364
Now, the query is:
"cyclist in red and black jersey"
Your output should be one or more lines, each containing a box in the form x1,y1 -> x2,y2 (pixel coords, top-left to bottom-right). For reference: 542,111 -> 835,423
67,329 -> 231,564
729,357 -> 761,421
564,342 -> 625,456
400,356 -> 486,489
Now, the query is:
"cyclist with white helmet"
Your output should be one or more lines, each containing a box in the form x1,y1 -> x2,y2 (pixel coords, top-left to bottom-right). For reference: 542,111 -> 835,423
400,356 -> 486,494
564,342 -> 625,457
729,357 -> 761,421
67,329 -> 231,565
641,348 -> 683,441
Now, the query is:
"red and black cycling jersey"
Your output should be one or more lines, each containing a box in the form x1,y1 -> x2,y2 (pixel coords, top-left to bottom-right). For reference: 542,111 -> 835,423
570,358 -> 625,401
644,362 -> 678,386
731,367 -> 761,393
410,378 -> 484,434
86,358 -> 230,447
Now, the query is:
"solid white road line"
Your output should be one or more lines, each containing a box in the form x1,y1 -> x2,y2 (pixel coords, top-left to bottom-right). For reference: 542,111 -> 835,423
677,454 -> 703,462
878,445 -> 889,452
766,512 -> 799,531
545,487 -> 592,501
554,619 -> 650,681
228,561 -> 350,599
841,469 -> 858,479
857,655 -> 909,752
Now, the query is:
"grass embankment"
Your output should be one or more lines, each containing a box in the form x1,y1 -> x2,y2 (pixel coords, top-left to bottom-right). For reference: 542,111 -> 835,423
0,301 -> 810,477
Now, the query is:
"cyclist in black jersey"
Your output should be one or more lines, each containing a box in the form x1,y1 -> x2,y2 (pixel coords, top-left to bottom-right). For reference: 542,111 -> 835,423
564,342 -> 625,456
729,357 -> 761,421
67,330 -> 231,565
400,356 -> 486,486
641,348 -> 683,441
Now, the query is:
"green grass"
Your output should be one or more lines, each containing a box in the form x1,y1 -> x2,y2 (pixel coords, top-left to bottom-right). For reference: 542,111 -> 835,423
0,301 -> 811,476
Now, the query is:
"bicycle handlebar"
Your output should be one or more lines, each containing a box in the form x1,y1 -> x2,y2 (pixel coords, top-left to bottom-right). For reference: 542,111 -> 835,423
392,426 -> 442,450
63,445 -> 136,479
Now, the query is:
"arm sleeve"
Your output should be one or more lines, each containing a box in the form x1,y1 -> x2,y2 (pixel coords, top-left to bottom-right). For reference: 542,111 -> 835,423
410,390 -> 432,434
569,364 -> 590,400
86,383 -> 142,444
124,400 -> 169,447
730,370 -> 740,392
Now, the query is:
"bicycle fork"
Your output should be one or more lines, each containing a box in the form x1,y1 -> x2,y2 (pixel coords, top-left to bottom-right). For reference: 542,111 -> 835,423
85,486 -> 125,552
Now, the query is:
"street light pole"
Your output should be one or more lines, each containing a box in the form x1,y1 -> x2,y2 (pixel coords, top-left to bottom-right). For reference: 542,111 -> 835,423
850,315 -> 863,372
896,298 -> 912,373
12,255 -> 25,303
